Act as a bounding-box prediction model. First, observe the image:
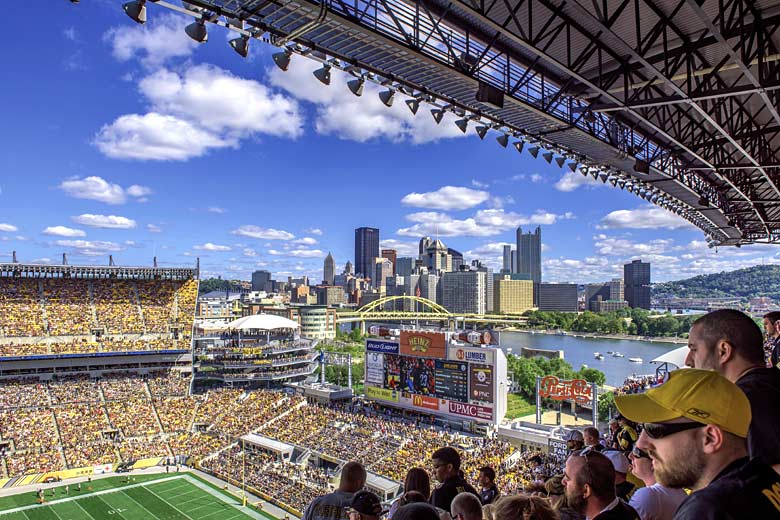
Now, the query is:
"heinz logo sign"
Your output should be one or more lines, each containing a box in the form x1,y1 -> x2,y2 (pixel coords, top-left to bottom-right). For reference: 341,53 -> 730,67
408,335 -> 431,353
448,401 -> 492,420
455,349 -> 487,363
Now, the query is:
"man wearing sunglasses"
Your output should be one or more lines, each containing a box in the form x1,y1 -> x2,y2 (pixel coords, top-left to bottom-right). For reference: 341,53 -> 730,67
684,309 -> 780,473
430,447 -> 479,514
615,368 -> 780,519
626,446 -> 686,520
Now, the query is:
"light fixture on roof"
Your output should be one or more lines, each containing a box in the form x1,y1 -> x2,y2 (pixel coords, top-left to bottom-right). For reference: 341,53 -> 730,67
431,109 -> 444,124
580,165 -> 589,176
475,125 -> 490,140
455,118 -> 470,133
347,78 -> 365,96
496,134 -> 509,148
272,49 -> 292,71
527,146 -> 540,158
554,156 -> 566,168
513,141 -> 525,154
185,16 -> 208,43
542,151 -> 553,164
379,89 -> 395,107
122,0 -> 146,23
405,98 -> 420,115
229,35 -> 250,58
313,64 -> 332,85
567,162 -> 578,172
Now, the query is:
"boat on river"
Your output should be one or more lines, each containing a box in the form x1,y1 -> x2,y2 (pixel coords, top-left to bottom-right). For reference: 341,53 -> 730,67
613,352 -> 625,357
629,357 -> 643,363
594,352 -> 605,360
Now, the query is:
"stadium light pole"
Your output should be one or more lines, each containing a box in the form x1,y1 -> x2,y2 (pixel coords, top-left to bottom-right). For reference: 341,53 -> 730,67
242,438 -> 247,506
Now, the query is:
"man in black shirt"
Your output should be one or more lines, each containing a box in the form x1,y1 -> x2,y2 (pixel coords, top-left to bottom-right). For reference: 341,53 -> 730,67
684,309 -> 780,473
562,448 -> 640,520
476,466 -> 499,505
763,312 -> 780,369
615,368 -> 780,519
429,447 -> 479,513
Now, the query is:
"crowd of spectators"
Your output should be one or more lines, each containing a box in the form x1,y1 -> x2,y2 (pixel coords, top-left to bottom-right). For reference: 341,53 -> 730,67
92,280 -> 143,334
0,278 -> 45,337
615,375 -> 663,395
43,280 -> 92,336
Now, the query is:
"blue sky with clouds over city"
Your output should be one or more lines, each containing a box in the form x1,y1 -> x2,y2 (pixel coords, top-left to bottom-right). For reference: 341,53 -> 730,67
1,2 -> 779,283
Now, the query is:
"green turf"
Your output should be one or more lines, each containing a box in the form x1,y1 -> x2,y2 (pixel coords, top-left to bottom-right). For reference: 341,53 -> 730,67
0,475 -> 264,520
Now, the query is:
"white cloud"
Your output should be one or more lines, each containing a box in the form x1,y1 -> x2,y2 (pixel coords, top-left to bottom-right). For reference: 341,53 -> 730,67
95,65 -> 303,161
103,13 -> 196,68
294,237 -> 318,245
268,248 -> 324,258
146,224 -> 162,233
530,174 -> 543,183
463,241 -> 514,270
397,209 -> 574,237
231,225 -> 295,240
471,179 -> 489,188
59,176 -> 151,204
593,235 -> 675,256
0,224 -> 18,232
554,171 -> 602,192
94,113 -> 235,161
72,214 -> 136,229
305,228 -> 323,236
55,240 -> 125,256
598,206 -> 693,230
242,248 -> 258,257
63,27 -> 78,41
379,239 -> 419,257
401,186 -> 490,210
207,207 -> 227,214
269,59 -> 466,144
194,243 -> 232,252
43,226 -> 86,238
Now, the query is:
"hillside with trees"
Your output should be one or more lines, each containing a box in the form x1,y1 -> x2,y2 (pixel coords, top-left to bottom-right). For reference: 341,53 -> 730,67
652,264 -> 780,300
524,308 -> 698,337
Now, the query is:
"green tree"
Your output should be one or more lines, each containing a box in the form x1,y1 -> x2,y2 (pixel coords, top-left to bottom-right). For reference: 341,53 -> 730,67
598,391 -> 615,422
578,367 -> 606,386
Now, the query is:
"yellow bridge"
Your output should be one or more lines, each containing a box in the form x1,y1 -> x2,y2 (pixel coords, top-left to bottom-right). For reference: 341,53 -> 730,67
336,295 -> 528,331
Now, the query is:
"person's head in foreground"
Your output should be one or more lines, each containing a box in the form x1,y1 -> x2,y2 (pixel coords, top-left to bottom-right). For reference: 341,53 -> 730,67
615,368 -> 780,518
431,447 -> 461,483
349,490 -> 385,520
563,448 -> 634,519
393,503 -> 442,520
451,492 -> 483,520
341,461 -> 368,493
493,494 -> 559,520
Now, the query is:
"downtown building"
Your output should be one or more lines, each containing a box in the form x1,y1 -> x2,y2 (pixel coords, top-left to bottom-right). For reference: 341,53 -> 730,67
624,260 -> 651,309
517,226 -> 542,304
441,269 -> 486,314
538,283 -> 578,312
494,275 -> 534,314
355,227 -> 380,281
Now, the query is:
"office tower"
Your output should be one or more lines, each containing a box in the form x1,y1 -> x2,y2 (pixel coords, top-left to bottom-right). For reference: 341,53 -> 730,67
381,249 -> 397,275
586,279 -> 625,312
355,227 -> 380,280
374,258 -> 393,289
315,285 -> 346,306
502,245 -> 512,273
441,270 -> 485,314
538,283 -> 578,312
448,248 -> 464,272
419,237 -> 433,259
396,257 -> 414,277
403,273 -> 420,311
625,259 -> 651,309
345,261 -> 353,275
494,275 -> 534,313
251,270 -> 273,292
517,226 -> 542,304
423,239 -> 450,272
418,272 -> 440,303
323,252 -> 336,285
472,260 -> 493,313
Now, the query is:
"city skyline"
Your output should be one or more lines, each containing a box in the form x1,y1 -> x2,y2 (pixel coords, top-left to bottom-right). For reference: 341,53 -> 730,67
3,4 -> 780,285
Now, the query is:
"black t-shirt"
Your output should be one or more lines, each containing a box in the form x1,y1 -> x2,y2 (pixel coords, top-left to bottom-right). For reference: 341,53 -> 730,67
430,475 -> 479,513
673,457 -> 780,519
736,367 -> 780,466
771,336 -> 780,370
478,484 -> 499,505
615,481 -> 636,502
593,499 -> 640,520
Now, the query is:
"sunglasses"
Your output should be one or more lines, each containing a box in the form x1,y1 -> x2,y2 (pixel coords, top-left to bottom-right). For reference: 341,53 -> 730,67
642,421 -> 705,440
630,447 -> 650,459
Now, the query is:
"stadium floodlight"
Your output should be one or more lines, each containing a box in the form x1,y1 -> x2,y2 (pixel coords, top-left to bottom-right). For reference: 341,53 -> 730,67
579,165 -> 589,175
455,118 -> 469,133
527,146 -> 540,158
405,98 -> 420,115
431,109 -> 444,124
313,65 -> 332,85
496,134 -> 509,148
542,151 -> 553,164
123,0 -> 146,23
475,125 -> 489,140
554,156 -> 566,168
513,141 -> 524,154
618,179 -> 626,189
567,162 -> 578,172
185,18 -> 208,43
229,35 -> 250,58
272,49 -> 292,71
348,78 -> 365,96
379,89 -> 395,107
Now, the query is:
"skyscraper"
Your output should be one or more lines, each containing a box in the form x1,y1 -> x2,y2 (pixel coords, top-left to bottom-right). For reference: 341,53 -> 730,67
381,249 -> 397,275
441,270 -> 485,314
517,226 -> 542,304
251,270 -> 273,292
345,261 -> 353,275
448,248 -> 464,272
502,245 -> 512,273
355,227 -> 379,281
374,258 -> 393,289
323,252 -> 336,285
625,260 -> 651,309
396,257 -> 414,277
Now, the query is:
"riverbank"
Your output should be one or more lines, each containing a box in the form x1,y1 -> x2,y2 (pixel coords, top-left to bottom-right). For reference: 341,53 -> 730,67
499,328 -> 686,345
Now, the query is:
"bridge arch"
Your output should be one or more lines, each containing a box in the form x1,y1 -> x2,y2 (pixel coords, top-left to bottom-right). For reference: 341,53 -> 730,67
356,295 -> 451,315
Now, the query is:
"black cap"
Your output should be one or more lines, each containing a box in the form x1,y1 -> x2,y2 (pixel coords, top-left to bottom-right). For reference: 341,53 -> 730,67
351,491 -> 385,516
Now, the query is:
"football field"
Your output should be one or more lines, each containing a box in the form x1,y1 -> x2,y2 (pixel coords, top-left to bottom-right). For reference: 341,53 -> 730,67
0,474 -> 270,520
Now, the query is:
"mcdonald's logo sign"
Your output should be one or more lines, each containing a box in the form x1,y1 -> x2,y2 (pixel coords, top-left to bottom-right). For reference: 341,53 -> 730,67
411,394 -> 439,411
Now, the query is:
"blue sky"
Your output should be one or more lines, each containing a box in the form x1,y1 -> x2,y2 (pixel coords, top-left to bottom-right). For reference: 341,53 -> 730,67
1,2 -> 779,284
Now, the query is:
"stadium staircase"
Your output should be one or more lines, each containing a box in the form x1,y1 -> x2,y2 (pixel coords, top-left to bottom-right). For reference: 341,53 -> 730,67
0,455 -> 7,478
132,283 -> 146,333
145,381 -> 166,434
256,397 -> 306,431
49,409 -> 69,469
37,280 -> 50,336
86,282 -> 99,328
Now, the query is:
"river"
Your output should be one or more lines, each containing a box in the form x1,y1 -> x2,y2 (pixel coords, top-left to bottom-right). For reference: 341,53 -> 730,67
498,331 -> 683,386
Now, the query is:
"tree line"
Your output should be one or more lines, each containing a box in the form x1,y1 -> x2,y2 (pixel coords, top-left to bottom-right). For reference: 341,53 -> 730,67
523,308 -> 700,337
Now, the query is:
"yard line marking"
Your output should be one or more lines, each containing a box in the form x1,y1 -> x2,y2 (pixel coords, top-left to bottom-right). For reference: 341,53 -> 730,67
144,485 -> 196,520
117,488 -> 164,519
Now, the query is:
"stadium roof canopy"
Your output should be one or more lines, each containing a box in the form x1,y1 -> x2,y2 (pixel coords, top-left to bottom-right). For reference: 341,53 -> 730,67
650,345 -> 689,368
121,0 -> 780,247
222,313 -> 301,330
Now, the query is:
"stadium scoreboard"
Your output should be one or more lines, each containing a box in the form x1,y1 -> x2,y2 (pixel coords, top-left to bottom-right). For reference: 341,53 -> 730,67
364,331 -> 508,425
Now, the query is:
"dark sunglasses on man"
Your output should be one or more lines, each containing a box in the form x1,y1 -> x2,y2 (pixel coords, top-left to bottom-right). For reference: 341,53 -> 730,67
641,421 -> 705,440
630,446 -> 650,459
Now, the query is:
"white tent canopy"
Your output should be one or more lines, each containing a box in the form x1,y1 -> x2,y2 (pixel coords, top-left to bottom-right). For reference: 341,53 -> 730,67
221,314 -> 300,331
650,346 -> 689,369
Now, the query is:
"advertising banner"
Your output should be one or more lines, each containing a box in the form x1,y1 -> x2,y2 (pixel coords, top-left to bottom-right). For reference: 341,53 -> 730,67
448,346 -> 494,365
366,385 -> 399,402
366,352 -> 385,386
366,339 -> 400,354
539,376 -> 593,404
411,394 -> 440,411
434,359 -> 469,402
548,438 -> 569,460
447,401 -> 493,420
400,331 -> 447,359
469,364 -> 494,403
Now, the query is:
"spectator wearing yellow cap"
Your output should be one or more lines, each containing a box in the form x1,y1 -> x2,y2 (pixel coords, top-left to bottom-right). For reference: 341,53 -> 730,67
615,368 -> 780,519
684,309 -> 780,473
